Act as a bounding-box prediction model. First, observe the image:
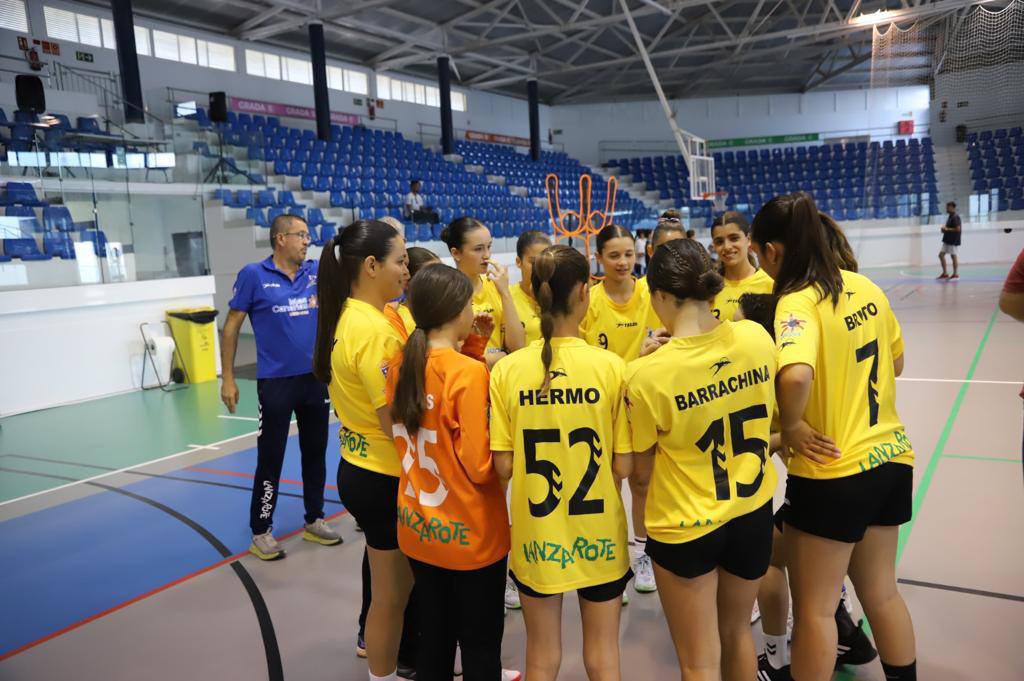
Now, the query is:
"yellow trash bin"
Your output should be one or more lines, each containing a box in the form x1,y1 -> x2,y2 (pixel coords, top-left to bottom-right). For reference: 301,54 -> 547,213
166,307 -> 219,383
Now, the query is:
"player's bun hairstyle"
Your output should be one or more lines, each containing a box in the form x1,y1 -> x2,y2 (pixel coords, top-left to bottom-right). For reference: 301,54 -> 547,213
751,192 -> 855,306
594,224 -> 633,254
711,210 -> 758,271
532,245 -> 590,394
660,209 -> 682,220
439,216 -> 486,252
737,293 -> 779,341
650,217 -> 687,251
516,230 -> 552,259
407,246 -> 441,280
314,220 -> 402,384
647,237 -> 724,304
391,265 -> 474,434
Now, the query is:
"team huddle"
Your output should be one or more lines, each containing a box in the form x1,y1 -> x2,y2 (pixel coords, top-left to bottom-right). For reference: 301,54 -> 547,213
311,191 -> 917,681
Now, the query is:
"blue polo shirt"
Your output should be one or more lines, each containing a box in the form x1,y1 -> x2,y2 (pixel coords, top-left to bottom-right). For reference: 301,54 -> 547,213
229,256 -> 319,379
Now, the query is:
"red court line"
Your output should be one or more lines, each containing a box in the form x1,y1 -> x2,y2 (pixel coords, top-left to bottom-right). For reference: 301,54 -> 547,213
186,466 -> 339,491
0,508 -> 349,662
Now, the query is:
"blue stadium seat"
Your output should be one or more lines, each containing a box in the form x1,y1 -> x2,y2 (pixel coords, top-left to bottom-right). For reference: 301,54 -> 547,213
7,206 -> 43,232
43,206 -> 76,232
3,237 -> 51,260
3,183 -> 46,206
247,207 -> 269,228
255,189 -> 277,208
316,224 -> 336,246
81,230 -> 108,257
43,231 -> 75,259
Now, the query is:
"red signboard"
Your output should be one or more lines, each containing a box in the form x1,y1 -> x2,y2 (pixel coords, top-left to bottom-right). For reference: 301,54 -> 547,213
897,120 -> 915,135
229,96 -> 361,126
465,130 -> 531,147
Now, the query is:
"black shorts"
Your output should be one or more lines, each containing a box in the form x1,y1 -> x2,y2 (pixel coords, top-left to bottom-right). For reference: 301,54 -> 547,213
337,457 -> 399,551
773,506 -> 786,533
509,568 -> 633,603
646,501 -> 773,580
783,462 -> 912,544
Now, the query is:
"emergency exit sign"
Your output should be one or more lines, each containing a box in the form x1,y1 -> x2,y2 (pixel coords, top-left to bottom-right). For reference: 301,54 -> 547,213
76,51 -> 93,63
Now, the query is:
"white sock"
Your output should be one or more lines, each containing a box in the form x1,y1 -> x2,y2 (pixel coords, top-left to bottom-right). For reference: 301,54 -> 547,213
765,633 -> 789,668
368,671 -> 397,681
630,536 -> 647,561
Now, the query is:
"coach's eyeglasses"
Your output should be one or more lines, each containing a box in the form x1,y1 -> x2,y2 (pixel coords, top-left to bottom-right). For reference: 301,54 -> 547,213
284,231 -> 313,243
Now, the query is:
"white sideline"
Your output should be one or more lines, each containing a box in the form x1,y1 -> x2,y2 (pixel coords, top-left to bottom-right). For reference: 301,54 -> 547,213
897,377 -> 1019,385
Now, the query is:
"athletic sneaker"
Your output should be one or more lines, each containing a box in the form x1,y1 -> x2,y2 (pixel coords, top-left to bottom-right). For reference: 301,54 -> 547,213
632,553 -> 657,593
303,518 -> 342,545
504,576 -> 521,609
355,634 -> 366,658
937,273 -> 950,279
621,590 -> 630,606
950,273 -> 960,280
751,601 -> 762,624
835,604 -> 878,667
397,662 -> 417,679
249,531 -> 285,560
757,653 -> 793,681
501,670 -> 522,681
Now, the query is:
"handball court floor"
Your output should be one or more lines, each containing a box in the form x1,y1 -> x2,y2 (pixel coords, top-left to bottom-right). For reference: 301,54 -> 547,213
0,263 -> 1021,681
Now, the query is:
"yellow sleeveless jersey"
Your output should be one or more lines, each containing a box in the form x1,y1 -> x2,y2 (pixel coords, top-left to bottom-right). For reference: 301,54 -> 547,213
510,284 -> 542,346
625,320 -> 778,543
472,275 -> 506,353
329,298 -> 405,477
712,269 -> 774,322
775,270 -> 913,480
580,279 -> 656,361
489,338 -> 632,593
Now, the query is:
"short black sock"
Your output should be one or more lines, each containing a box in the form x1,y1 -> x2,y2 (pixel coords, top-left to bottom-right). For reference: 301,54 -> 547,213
881,659 -> 916,681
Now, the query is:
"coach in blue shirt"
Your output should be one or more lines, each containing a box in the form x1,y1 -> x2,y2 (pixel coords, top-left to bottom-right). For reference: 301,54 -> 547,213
221,214 -> 341,560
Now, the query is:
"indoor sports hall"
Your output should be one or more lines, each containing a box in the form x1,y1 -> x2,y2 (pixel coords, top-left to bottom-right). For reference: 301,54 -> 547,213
0,1 -> 1021,680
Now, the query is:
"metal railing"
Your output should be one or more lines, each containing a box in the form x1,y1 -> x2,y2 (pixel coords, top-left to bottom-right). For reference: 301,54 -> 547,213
416,122 -> 565,153
52,62 -> 166,137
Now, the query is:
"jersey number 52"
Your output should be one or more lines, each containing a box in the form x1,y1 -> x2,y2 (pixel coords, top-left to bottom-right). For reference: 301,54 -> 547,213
523,427 -> 604,518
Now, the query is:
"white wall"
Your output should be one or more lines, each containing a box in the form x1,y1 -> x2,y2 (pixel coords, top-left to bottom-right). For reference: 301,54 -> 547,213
5,0 -> 549,145
552,87 -> 931,165
0,276 -> 217,415
929,63 -> 1024,143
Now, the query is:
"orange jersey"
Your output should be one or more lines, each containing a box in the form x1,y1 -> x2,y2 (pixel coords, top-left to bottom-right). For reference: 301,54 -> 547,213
384,304 -> 411,341
385,347 -> 511,570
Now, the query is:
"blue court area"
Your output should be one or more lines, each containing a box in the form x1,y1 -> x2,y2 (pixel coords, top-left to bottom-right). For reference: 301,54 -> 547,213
0,430 -> 344,659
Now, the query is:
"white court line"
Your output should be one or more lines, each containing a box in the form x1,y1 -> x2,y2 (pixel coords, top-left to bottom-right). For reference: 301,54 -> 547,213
187,443 -> 220,451
0,429 -> 260,508
897,377 -> 1019,385
218,414 -> 260,422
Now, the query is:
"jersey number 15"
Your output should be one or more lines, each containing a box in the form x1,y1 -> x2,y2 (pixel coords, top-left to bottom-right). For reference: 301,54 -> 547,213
695,404 -> 769,501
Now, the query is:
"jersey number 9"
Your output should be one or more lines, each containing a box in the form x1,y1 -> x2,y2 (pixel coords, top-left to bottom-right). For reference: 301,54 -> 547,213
523,427 -> 604,518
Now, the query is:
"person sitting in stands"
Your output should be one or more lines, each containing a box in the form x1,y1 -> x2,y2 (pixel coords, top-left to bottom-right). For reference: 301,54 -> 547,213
405,179 -> 440,224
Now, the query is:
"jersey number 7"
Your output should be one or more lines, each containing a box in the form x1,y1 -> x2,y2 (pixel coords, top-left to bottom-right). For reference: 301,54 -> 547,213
695,404 -> 769,501
523,427 -> 604,518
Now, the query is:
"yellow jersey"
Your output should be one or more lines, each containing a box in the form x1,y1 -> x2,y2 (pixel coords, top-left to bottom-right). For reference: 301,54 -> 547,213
473,275 -> 506,354
329,298 -> 405,477
490,338 -> 632,594
580,279 -> 656,361
712,269 -> 775,322
626,320 -> 778,543
775,270 -> 913,479
397,303 -> 415,335
510,284 -> 542,346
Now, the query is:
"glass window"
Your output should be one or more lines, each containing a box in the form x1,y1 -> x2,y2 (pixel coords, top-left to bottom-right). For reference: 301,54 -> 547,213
348,70 -> 368,95
425,86 -> 439,108
264,52 -> 280,80
177,35 -> 197,64
453,92 -> 467,112
0,0 -> 28,33
135,26 -> 151,56
76,14 -> 102,47
206,41 -> 235,71
43,6 -> 78,42
327,65 -> 344,90
376,74 -> 391,100
101,18 -> 116,49
245,49 -> 265,77
152,30 -> 179,61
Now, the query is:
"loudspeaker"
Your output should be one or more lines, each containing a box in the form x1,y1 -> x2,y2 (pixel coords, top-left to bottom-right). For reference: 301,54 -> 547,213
209,92 -> 227,123
955,124 -> 967,144
15,75 -> 45,114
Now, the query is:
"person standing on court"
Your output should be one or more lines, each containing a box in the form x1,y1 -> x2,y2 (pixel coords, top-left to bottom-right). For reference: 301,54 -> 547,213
937,201 -> 962,280
221,214 -> 341,561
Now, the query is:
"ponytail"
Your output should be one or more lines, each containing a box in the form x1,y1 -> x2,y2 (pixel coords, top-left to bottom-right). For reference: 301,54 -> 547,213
751,192 -> 845,306
390,265 -> 473,433
530,244 -> 590,394
533,249 -> 557,394
313,220 -> 403,384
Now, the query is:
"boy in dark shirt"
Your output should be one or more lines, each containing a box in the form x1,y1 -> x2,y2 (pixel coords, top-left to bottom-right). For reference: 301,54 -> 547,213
938,201 -> 962,280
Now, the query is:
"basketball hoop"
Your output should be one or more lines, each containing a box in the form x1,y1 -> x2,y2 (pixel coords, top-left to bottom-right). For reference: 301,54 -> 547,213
702,191 -> 729,214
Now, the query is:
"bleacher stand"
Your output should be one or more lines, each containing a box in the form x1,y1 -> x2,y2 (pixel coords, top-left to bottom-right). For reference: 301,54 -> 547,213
967,127 -> 1024,212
